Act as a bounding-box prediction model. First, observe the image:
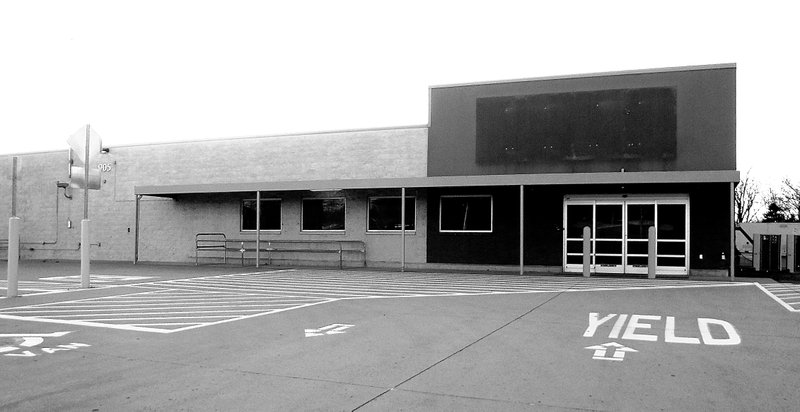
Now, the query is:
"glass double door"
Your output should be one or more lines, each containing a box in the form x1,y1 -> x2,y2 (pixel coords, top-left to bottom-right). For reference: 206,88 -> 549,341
564,197 -> 688,275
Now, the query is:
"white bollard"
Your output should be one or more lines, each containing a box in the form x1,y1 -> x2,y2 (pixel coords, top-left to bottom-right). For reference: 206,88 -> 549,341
583,226 -> 592,277
648,226 -> 657,279
81,219 -> 91,288
7,217 -> 21,297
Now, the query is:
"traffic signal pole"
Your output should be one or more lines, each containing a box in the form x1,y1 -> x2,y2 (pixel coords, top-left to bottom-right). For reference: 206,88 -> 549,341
81,124 -> 91,288
7,156 -> 20,298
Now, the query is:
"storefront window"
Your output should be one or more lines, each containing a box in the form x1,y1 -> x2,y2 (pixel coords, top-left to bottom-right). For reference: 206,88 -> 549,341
241,199 -> 281,231
302,198 -> 345,231
368,197 -> 415,231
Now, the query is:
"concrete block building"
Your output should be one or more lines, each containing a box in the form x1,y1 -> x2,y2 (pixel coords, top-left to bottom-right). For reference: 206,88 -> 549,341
1,64 -> 738,277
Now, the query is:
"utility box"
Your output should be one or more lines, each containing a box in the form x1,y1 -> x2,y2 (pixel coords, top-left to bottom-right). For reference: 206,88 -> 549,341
752,233 -> 797,273
741,223 -> 799,274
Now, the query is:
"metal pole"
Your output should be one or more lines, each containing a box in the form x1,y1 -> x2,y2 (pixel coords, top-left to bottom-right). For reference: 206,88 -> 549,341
256,191 -> 260,268
730,182 -> 735,280
520,185 -> 524,275
7,156 -> 19,298
11,156 -> 17,217
84,124 -> 89,220
401,187 -> 406,272
134,194 -> 141,264
81,124 -> 90,288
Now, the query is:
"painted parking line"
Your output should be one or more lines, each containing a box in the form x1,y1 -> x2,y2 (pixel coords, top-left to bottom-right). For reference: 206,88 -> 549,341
40,275 -> 156,283
755,283 -> 800,312
1,275 -> 157,298
0,270 -> 753,333
0,286 -> 334,333
0,280 -> 85,297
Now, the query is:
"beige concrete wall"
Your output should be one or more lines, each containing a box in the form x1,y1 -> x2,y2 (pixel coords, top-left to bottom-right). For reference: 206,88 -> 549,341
117,127 -> 428,197
0,127 -> 429,265
137,190 -> 427,265
0,151 -> 138,261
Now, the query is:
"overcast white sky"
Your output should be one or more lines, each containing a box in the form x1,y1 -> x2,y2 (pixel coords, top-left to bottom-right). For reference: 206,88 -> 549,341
1,1 -> 797,188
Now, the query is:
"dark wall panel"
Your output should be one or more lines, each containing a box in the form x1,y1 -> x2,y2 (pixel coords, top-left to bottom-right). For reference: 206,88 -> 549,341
429,66 -> 735,176
688,183 -> 732,271
523,186 -> 564,266
476,88 -> 677,165
427,187 -> 520,265
428,183 -> 732,272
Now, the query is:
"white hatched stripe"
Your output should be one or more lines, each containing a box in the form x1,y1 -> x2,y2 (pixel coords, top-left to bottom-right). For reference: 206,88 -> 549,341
755,283 -> 800,312
42,309 -> 290,318
0,269 -> 761,333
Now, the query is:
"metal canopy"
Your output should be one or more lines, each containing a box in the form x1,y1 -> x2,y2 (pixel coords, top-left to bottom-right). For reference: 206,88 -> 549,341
134,170 -> 740,197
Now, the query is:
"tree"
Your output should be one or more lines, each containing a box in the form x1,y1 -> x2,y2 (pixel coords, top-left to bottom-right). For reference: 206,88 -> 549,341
762,202 -> 791,222
735,170 -> 761,223
780,178 -> 800,221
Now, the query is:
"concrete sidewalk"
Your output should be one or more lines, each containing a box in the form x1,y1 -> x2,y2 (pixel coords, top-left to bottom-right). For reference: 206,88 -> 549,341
2,259 -> 774,281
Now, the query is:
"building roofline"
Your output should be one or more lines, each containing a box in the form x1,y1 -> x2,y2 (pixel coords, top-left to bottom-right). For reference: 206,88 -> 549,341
107,124 -> 429,151
0,124 -> 429,157
429,63 -> 737,90
136,170 -> 740,197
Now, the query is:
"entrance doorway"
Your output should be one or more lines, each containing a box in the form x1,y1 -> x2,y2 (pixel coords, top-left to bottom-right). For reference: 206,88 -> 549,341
564,196 -> 689,275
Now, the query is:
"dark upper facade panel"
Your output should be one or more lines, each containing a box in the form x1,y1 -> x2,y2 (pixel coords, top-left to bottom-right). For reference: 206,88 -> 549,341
427,64 -> 736,176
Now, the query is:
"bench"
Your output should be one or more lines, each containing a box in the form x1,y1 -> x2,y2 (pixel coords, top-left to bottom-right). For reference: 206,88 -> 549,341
225,239 -> 366,269
0,239 -> 7,260
195,233 -> 228,265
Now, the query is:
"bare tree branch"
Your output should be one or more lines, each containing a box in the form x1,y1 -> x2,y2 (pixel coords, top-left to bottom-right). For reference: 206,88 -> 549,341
780,177 -> 800,221
735,170 -> 760,223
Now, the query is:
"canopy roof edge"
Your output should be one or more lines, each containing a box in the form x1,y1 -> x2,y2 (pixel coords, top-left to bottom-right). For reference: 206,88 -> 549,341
135,170 -> 740,197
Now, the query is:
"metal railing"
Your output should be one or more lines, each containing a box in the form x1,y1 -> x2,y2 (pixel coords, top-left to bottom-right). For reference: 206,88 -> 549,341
195,233 -> 227,265
194,233 -> 366,268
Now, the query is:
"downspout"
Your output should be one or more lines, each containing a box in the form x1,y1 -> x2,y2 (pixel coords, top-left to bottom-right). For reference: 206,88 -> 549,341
134,194 -> 141,264
21,182 -> 65,246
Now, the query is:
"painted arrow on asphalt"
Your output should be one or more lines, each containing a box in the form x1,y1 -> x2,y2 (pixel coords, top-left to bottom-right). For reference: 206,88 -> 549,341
585,341 -> 638,361
304,324 -> 354,337
0,331 -> 72,354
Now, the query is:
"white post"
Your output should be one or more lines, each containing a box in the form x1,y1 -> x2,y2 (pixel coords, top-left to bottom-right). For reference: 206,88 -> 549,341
81,220 -> 90,288
401,187 -> 406,272
7,156 -> 19,297
81,124 -> 91,288
583,226 -> 591,277
7,217 -> 20,298
648,226 -> 657,279
256,191 -> 260,268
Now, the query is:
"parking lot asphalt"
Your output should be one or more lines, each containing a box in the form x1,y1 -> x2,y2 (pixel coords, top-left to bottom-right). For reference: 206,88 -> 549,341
1,261 -> 799,411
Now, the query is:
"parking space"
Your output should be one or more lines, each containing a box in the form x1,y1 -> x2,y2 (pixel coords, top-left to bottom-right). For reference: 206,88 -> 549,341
1,265 -> 799,410
0,269 -> 751,334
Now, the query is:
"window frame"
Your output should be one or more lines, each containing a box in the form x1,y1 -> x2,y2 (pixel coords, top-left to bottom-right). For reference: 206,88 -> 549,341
439,194 -> 494,233
301,197 -> 347,232
240,198 -> 282,232
366,196 -> 417,233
